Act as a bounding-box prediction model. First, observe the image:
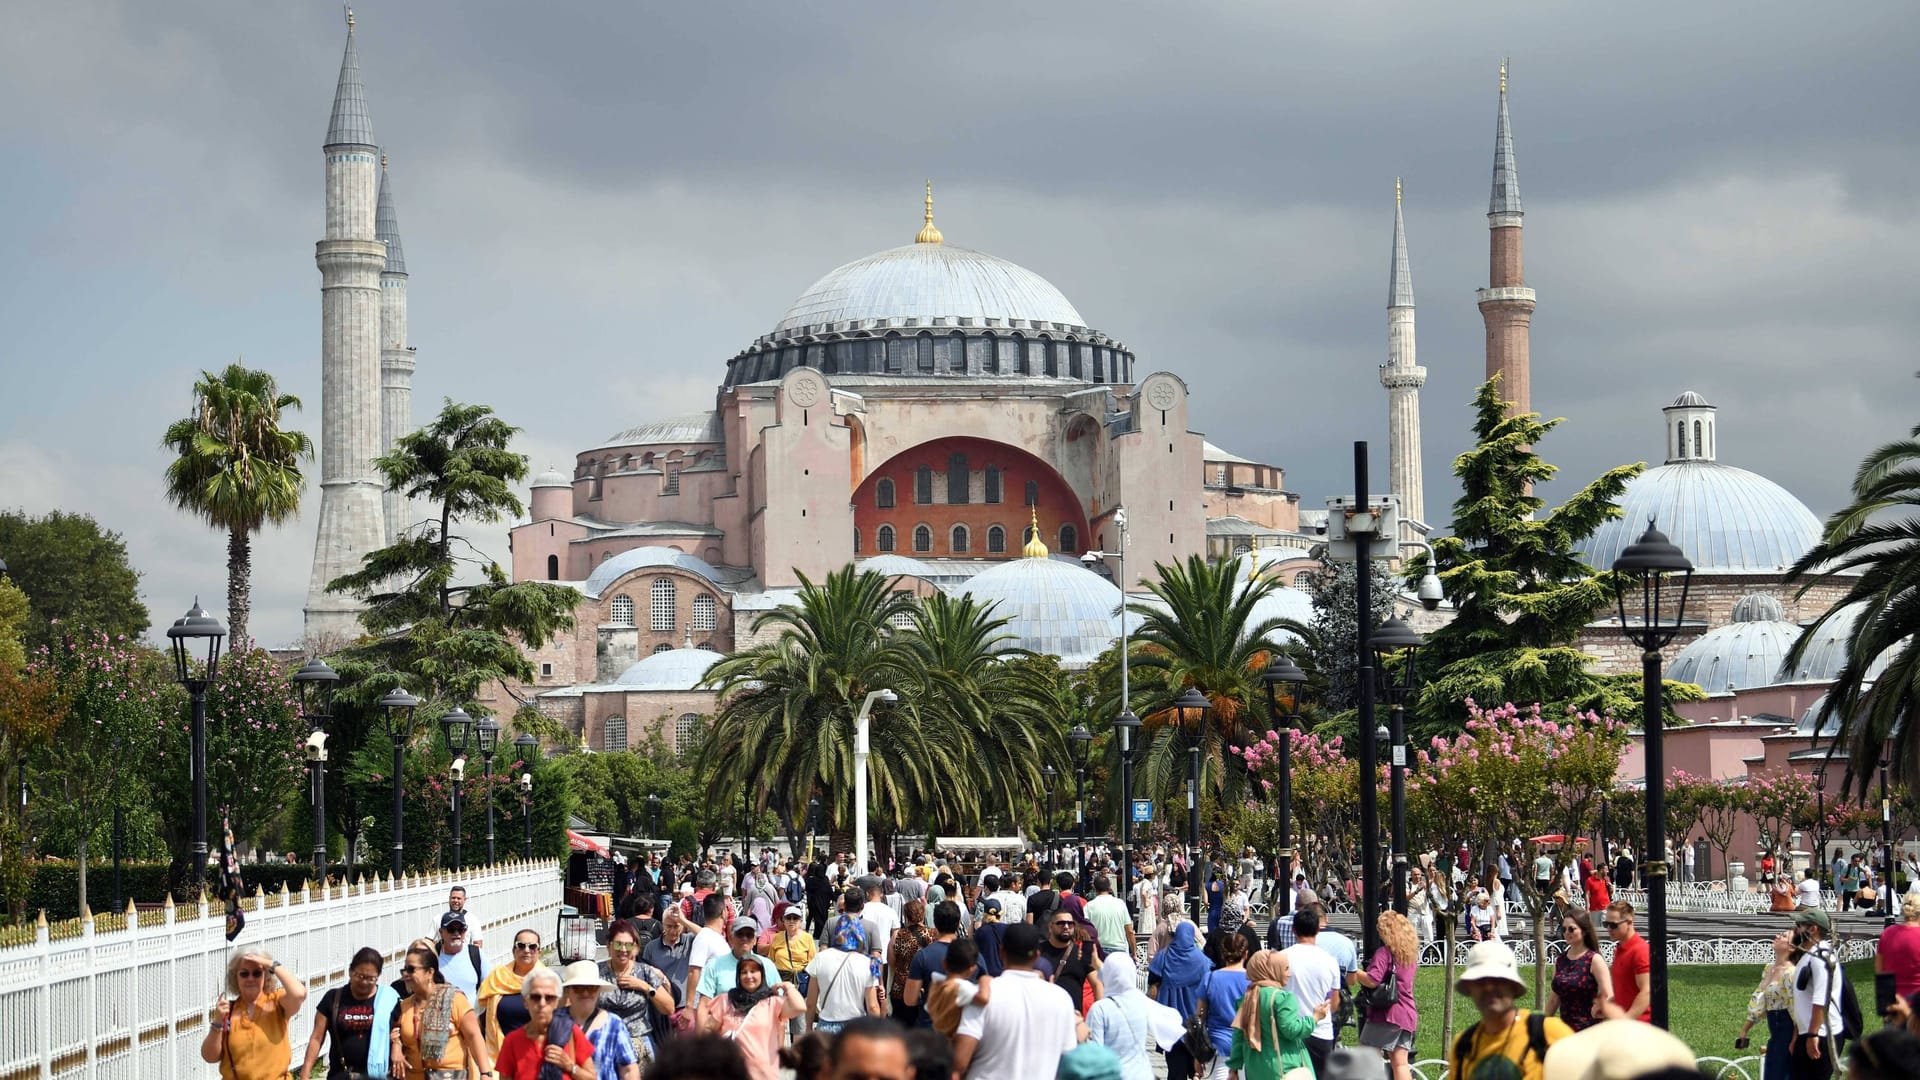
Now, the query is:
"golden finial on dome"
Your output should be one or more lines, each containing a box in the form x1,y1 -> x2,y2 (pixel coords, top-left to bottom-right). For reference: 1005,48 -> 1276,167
1499,59 -> 1507,94
345,6 -> 354,31
1395,177 -> 1402,206
915,180 -> 943,245
1023,506 -> 1050,559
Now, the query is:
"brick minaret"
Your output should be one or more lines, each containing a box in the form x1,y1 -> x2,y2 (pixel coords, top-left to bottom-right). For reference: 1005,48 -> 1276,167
1477,61 -> 1536,414
377,154 -> 415,543
1380,179 -> 1426,541
305,9 -> 388,642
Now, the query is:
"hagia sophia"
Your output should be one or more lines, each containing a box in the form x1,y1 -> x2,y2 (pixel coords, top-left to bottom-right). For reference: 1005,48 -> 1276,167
299,18 -> 1869,869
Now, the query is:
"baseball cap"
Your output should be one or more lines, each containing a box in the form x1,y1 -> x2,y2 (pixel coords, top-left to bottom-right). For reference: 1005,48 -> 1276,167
439,911 -> 468,931
1791,907 -> 1833,933
731,917 -> 759,935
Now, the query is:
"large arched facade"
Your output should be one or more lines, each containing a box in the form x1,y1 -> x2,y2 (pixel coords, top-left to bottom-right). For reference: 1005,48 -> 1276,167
850,436 -> 1091,560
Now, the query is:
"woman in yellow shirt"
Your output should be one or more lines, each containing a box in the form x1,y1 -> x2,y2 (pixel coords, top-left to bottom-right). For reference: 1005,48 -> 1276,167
201,948 -> 310,1080
393,943 -> 495,1079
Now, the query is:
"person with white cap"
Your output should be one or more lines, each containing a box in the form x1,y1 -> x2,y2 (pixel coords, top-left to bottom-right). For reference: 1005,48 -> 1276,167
1448,940 -> 1573,1080
559,960 -> 639,1080
1539,1018 -> 1696,1080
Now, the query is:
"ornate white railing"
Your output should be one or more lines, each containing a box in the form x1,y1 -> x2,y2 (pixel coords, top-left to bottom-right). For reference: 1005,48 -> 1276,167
1409,1056 -> 1762,1080
0,860 -> 562,1080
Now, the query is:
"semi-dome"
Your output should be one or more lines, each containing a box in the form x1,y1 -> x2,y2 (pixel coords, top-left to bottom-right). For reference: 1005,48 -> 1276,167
957,556 -> 1121,669
773,242 -> 1086,336
613,647 -> 727,690
582,547 -> 726,597
856,554 -> 943,583
1668,597 -> 1805,691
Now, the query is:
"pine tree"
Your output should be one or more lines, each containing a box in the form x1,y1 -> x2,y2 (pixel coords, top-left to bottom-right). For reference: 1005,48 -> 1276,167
1302,559 -> 1393,712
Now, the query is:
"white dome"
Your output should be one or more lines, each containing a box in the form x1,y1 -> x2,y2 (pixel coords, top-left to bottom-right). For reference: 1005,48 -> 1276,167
1243,584 -> 1315,647
957,557 -> 1121,669
772,243 -> 1086,335
857,555 -> 943,583
582,547 -> 726,598
1580,461 -> 1821,575
531,464 -> 571,489
613,647 -> 727,691
1669,611 -> 1804,692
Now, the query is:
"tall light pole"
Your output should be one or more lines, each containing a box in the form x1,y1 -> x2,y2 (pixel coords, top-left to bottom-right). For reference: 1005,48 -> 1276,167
1882,743 -> 1896,922
650,793 -> 664,841
1114,709 -> 1141,904
853,688 -> 898,873
1262,655 -> 1308,911
475,715 -> 500,865
515,732 -> 537,860
1372,615 -> 1424,915
1069,723 -> 1093,856
1612,520 -> 1693,1030
167,598 -> 227,894
379,688 -> 421,877
1042,765 -> 1058,867
292,658 -> 339,882
440,707 -> 474,871
1328,443 -> 1391,958
1083,508 -> 1133,897
1813,764 -> 1827,893
1173,686 -> 1211,923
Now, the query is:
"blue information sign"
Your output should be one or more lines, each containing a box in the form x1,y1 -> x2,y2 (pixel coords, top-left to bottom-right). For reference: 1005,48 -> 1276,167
1131,799 -> 1153,824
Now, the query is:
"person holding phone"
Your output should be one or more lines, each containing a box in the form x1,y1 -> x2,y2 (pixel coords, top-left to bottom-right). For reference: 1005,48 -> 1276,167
202,948 -> 309,1080
1738,930 -> 1798,1079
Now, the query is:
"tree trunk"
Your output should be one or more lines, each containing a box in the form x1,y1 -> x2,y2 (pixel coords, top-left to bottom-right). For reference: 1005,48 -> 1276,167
1440,874 -> 1457,1049
77,836 -> 88,916
1527,880 -> 1548,1004
227,527 -> 251,649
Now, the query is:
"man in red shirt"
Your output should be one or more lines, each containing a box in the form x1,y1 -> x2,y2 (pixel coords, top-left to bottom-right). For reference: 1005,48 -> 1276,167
1602,900 -> 1651,1022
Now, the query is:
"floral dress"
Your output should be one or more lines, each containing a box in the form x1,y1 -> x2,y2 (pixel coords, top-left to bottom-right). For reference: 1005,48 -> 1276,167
1746,964 -> 1794,1080
1551,949 -> 1602,1031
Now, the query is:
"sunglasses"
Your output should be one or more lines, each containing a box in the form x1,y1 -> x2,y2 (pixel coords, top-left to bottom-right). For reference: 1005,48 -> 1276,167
401,965 -> 427,974
1052,920 -> 1074,928
525,993 -> 560,1004
237,969 -> 266,978
608,942 -> 637,952
513,942 -> 541,951
1603,921 -> 1626,930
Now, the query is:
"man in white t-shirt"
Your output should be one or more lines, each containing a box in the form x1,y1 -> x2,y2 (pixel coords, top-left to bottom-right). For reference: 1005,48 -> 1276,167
954,923 -> 1076,1080
683,892 -> 732,1009
859,882 -> 900,986
1796,867 -> 1824,910
1280,906 -> 1343,1080
1790,907 -> 1844,1075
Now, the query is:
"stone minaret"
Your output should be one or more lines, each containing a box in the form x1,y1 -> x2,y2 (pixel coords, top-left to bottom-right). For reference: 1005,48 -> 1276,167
1477,61 -> 1536,414
1381,179 -> 1426,542
377,154 -> 415,543
305,10 -> 388,642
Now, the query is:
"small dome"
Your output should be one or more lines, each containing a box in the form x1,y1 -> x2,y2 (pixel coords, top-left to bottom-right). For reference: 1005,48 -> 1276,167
1670,613 -> 1805,691
1668,390 -> 1713,409
531,464 -> 571,489
772,243 -> 1087,336
613,647 -> 727,691
1579,462 -> 1821,575
1243,584 -> 1315,647
957,557 -> 1122,669
1730,593 -> 1786,623
1797,693 -> 1847,738
857,555 -> 942,583
583,547 -> 726,598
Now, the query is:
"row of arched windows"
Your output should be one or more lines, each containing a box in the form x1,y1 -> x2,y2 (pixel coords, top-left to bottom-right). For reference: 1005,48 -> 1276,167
729,331 -> 1135,386
861,523 -> 1076,555
874,467 -> 1034,509
600,579 -> 720,633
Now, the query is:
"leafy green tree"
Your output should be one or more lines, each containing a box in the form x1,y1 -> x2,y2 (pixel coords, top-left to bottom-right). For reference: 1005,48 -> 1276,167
1784,425 -> 1920,797
0,511 -> 150,648
0,579 -> 28,673
161,364 -> 313,647
1301,559 -> 1392,712
1411,378 -> 1699,733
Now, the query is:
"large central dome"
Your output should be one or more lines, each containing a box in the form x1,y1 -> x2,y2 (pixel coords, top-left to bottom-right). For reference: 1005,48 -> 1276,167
772,242 -> 1087,335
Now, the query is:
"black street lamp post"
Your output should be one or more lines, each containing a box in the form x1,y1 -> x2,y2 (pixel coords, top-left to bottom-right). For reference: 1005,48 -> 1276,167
1612,521 -> 1693,1030
650,794 -> 664,841
1174,686 -> 1211,923
516,732 -> 537,860
1262,655 -> 1308,909
1372,616 -> 1424,915
475,715 -> 500,865
378,687 -> 422,877
1115,709 -> 1141,907
440,707 -> 474,871
292,658 -> 339,882
1042,765 -> 1058,866
1882,744 -> 1896,922
167,598 -> 227,894
1069,723 -> 1093,855
1813,765 -> 1827,891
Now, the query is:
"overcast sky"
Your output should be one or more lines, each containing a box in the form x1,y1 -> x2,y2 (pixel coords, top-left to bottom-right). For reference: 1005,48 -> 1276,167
2,2 -> 1915,649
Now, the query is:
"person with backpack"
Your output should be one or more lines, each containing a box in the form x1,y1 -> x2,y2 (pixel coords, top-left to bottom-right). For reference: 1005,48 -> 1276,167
1447,940 -> 1572,1080
1791,907 -> 1857,1078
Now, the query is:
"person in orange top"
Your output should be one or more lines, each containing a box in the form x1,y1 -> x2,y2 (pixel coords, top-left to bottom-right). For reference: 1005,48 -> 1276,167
202,948 -> 310,1080
392,943 -> 495,1079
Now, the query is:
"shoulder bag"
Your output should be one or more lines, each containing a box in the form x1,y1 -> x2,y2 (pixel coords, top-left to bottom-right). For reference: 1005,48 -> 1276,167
1181,973 -> 1215,1065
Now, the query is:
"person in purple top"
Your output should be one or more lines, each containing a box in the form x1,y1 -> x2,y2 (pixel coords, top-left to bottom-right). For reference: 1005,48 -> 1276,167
1356,910 -> 1421,1080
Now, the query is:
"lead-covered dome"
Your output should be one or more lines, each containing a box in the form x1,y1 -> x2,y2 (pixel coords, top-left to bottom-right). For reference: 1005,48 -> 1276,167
773,243 -> 1087,335
1668,592 -> 1805,691
613,647 -> 727,690
957,555 -> 1122,669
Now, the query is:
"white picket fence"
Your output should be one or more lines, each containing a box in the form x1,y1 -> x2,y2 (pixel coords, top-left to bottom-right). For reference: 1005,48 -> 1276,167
0,860 -> 563,1080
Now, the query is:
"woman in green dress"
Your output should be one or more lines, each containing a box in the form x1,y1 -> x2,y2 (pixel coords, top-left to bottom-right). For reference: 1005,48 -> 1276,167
1226,950 -> 1327,1080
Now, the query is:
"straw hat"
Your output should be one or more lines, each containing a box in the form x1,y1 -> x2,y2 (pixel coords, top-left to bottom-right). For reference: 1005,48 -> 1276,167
1454,941 -> 1526,996
559,959 -> 612,990
1543,1019 -> 1695,1080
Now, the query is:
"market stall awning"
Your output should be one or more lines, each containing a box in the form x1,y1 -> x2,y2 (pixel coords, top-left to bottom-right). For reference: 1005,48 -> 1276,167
568,830 -> 609,856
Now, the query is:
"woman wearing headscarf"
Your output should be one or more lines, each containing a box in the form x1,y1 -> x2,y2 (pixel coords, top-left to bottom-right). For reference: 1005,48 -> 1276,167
1226,950 -> 1324,1080
804,915 -> 881,1033
1147,920 -> 1213,1080
805,861 -> 834,939
1085,952 -> 1155,1080
695,954 -> 800,1080
887,898 -> 935,1027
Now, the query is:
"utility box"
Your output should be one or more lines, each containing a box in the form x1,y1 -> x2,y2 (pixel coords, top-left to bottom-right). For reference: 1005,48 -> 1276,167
1325,495 -> 1401,561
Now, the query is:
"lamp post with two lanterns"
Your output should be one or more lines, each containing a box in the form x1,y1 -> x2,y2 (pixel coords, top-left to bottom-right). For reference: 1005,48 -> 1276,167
1262,654 -> 1308,910
378,687 -> 422,877
1173,686 -> 1212,923
1371,615 -> 1425,914
476,715 -> 500,865
291,659 -> 339,882
167,599 -> 227,893
515,732 -> 537,860
440,707 -> 474,871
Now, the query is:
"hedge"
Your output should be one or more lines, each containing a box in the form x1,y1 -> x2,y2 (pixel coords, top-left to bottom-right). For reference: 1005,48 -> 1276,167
20,861 -> 392,922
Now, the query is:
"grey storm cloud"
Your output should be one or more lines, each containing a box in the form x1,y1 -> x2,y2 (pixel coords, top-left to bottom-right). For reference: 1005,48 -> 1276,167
0,1 -> 1915,648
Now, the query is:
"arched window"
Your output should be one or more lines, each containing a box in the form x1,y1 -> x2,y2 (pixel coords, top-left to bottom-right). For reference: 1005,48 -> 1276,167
1042,337 -> 1058,377
1024,480 -> 1040,507
1676,423 -> 1687,458
603,716 -> 627,752
1068,342 -> 1083,379
877,525 -> 896,552
652,642 -> 673,654
915,465 -> 934,504
982,332 -> 998,373
1093,348 -> 1106,382
546,554 -> 559,580
853,527 -> 861,554
1058,525 -> 1079,553
1694,420 -> 1703,458
1002,334 -> 1022,374
914,525 -> 933,552
951,524 -> 970,553
890,591 -> 917,629
651,577 -> 677,632
675,713 -> 702,755
984,466 -> 1002,504
886,333 -> 907,373
692,594 -> 718,632
987,525 -> 1007,553
917,332 -> 935,373
947,331 -> 966,373
948,453 -> 969,504
610,594 -> 635,627
876,478 -> 896,509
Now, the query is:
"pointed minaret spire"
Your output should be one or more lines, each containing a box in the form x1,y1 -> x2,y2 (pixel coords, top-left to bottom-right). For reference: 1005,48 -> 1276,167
1489,59 -> 1522,221
325,8 -> 375,148
376,154 -> 406,274
1382,180 -> 1426,544
377,153 -> 415,544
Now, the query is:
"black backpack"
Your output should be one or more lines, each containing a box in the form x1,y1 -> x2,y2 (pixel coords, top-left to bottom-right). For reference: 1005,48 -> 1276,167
1453,1013 -> 1548,1073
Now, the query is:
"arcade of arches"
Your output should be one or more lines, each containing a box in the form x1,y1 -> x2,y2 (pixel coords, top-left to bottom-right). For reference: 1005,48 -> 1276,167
851,436 -> 1092,559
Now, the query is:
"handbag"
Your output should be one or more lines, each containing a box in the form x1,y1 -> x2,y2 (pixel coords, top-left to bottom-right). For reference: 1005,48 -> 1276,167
1356,956 -> 1399,1014
1181,973 -> 1215,1064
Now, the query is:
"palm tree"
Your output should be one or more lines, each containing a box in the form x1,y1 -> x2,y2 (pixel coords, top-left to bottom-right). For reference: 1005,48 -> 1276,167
1785,425 -> 1920,796
162,363 -> 313,647
1124,554 -> 1309,810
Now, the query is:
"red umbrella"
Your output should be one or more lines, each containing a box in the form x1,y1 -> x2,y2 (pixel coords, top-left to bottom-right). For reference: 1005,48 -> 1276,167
568,830 -> 609,856
1529,834 -> 1590,846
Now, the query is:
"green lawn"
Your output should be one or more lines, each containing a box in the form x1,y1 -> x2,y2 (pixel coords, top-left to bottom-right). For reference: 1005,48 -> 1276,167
1397,960 -> 1873,1068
